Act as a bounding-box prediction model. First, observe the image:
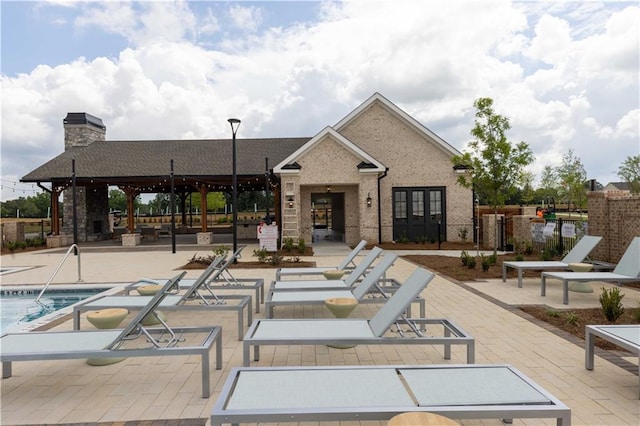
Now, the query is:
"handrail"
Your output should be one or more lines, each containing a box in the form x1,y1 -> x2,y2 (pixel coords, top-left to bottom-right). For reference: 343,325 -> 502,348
36,244 -> 82,303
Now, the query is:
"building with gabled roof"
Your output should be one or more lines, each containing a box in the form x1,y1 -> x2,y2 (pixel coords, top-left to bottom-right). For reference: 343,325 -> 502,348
22,92 -> 473,245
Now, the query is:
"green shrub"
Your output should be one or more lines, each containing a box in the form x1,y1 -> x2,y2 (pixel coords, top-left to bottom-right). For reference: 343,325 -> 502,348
545,309 -> 561,318
599,287 -> 626,322
458,227 -> 468,242
283,238 -> 294,252
634,302 -> 640,323
515,254 -> 524,261
487,254 -> 497,266
540,247 -> 553,261
212,245 -> 230,257
253,247 -> 269,263
466,256 -> 477,269
269,252 -> 283,266
398,233 -> 409,244
480,254 -> 490,271
599,287 -> 625,322
297,238 -> 306,254
460,250 -> 471,266
563,312 -> 580,326
525,243 -> 534,255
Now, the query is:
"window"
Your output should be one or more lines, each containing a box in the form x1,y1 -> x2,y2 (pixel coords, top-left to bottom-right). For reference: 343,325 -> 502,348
395,191 -> 407,223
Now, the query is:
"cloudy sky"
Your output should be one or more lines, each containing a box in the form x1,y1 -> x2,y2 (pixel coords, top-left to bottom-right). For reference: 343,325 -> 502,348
1,0 -> 638,202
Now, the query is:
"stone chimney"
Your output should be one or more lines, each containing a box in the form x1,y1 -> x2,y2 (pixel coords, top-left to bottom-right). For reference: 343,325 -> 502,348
63,112 -> 106,150
62,112 -> 109,242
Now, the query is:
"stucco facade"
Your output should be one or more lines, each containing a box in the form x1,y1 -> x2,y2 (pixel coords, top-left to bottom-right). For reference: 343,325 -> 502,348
274,93 -> 473,246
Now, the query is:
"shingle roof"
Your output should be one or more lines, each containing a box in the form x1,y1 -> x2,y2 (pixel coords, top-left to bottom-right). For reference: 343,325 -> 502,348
22,138 -> 310,183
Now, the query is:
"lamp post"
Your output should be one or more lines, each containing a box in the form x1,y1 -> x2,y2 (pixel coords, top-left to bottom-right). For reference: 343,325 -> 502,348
475,197 -> 480,256
228,118 -> 241,259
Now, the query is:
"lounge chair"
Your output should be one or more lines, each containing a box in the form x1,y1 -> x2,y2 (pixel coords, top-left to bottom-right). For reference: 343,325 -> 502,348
275,240 -> 368,280
245,268 -> 473,366
270,246 -> 384,292
265,252 -> 425,319
541,237 -> 640,304
211,364 -> 571,425
585,325 -> 640,399
73,262 -> 252,340
124,246 -> 265,313
502,235 -> 602,288
1,274 -> 223,398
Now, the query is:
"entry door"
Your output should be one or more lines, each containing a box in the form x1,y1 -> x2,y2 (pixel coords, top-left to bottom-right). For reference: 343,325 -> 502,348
393,187 -> 445,242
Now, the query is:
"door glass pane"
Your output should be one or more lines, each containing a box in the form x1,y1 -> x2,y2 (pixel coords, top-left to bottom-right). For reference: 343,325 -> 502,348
395,191 -> 407,223
412,191 -> 424,222
430,191 -> 442,222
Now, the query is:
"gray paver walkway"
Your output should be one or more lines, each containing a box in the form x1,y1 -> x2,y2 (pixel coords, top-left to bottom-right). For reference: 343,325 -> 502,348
0,241 -> 638,425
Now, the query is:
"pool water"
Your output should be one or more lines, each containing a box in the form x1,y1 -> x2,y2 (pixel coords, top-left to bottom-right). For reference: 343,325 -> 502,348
0,288 -> 109,333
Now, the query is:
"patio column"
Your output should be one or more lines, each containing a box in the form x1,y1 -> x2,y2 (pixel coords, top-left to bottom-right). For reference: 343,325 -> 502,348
51,186 -> 60,235
123,187 -> 139,233
199,186 -> 208,232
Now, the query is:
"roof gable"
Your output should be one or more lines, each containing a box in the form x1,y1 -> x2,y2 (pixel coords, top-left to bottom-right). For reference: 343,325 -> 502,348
273,126 -> 385,174
334,92 -> 461,158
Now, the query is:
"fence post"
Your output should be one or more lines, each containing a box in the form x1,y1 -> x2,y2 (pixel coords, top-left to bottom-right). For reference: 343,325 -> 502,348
557,217 -> 564,254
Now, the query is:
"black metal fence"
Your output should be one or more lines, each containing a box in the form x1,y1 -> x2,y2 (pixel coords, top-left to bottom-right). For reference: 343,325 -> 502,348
497,216 -> 587,255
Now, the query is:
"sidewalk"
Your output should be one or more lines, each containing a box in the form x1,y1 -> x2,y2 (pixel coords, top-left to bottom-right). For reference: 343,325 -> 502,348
0,243 -> 638,425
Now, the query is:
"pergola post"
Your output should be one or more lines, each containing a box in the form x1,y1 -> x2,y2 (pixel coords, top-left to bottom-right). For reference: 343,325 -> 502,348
51,187 -> 60,235
123,188 -> 139,233
199,186 -> 208,233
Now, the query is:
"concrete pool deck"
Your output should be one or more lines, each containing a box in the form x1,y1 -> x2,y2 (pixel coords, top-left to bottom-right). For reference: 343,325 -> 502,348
0,241 -> 638,425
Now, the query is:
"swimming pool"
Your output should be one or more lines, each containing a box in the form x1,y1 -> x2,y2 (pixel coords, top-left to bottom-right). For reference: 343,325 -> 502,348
0,287 -> 112,333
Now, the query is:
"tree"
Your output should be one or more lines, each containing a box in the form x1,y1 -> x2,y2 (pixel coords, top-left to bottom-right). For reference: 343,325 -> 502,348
539,165 -> 559,201
519,171 -> 536,205
618,155 -> 640,194
108,189 -> 127,212
452,97 -> 534,254
556,149 -> 587,214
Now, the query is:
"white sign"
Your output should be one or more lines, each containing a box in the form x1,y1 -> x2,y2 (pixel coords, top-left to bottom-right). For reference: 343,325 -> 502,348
531,222 -> 545,243
257,223 -> 278,251
543,222 -> 556,238
561,223 -> 576,238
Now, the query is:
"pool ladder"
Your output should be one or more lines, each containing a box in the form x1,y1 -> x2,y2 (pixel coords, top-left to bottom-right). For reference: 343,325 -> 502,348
35,244 -> 82,304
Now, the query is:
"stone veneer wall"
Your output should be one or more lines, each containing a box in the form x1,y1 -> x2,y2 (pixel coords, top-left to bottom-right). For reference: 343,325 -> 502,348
587,190 -> 640,263
62,185 -> 110,242
338,102 -> 473,243
62,118 -> 108,242
64,123 -> 106,150
1,222 -> 25,247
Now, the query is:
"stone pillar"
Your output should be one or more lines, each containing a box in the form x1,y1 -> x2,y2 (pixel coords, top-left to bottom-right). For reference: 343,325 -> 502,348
61,113 -> 108,242
3,222 -> 25,243
481,213 -> 504,250
197,232 -> 214,245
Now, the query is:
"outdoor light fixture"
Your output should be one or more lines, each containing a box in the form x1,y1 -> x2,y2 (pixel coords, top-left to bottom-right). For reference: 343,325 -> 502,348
326,185 -> 331,193
287,196 -> 294,208
228,118 -> 241,260
453,164 -> 470,174
366,193 -> 372,207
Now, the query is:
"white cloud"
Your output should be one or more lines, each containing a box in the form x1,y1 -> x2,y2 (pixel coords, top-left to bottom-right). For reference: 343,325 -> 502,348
527,14 -> 573,65
74,1 -> 197,45
1,0 -> 638,200
228,5 -> 263,33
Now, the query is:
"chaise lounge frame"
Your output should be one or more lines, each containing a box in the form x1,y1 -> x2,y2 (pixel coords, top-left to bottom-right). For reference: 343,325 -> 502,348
265,251 -> 425,319
275,239 -> 368,280
73,263 -> 252,340
541,237 -> 640,304
123,246 -> 265,312
502,235 -> 602,288
585,324 -> 640,399
244,268 -> 473,366
211,364 -> 571,425
1,274 -> 223,398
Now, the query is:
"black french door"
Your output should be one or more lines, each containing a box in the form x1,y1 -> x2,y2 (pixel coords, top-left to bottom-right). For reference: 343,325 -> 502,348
393,187 -> 445,242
